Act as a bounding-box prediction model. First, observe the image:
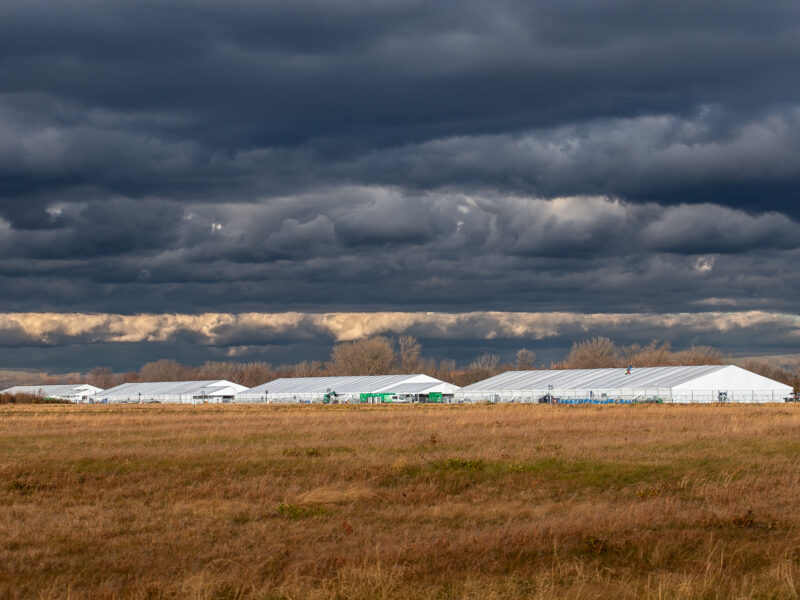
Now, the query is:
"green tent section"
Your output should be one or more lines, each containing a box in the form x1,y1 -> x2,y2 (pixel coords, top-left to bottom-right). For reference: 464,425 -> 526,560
235,375 -> 458,404
359,391 -> 444,403
360,393 -> 395,403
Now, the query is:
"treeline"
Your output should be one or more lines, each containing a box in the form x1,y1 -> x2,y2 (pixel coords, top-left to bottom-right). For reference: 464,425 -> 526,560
81,336 -> 524,389
16,336 -> 800,391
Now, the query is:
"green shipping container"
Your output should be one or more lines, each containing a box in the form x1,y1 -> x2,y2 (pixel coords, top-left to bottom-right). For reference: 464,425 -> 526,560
359,393 -> 394,403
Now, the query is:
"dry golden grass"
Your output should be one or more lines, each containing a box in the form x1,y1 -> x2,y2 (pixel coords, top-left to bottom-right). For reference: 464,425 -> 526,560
1,403 -> 799,599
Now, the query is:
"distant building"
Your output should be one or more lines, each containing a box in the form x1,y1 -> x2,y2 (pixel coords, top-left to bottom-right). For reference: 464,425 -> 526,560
456,365 -> 793,404
1,384 -> 104,403
95,380 -> 247,404
236,374 -> 458,403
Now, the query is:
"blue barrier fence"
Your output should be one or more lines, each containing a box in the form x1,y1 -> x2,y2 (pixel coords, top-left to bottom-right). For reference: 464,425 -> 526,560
555,398 -> 660,405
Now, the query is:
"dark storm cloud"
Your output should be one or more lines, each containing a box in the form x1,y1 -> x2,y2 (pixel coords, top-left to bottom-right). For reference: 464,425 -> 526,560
332,193 -> 451,247
2,191 -> 799,318
2,1 -> 800,206
3,1 -> 799,141
346,109 -> 800,214
1,1 -> 800,369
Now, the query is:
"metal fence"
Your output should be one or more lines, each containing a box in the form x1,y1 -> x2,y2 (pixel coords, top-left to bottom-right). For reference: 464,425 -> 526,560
91,394 -> 234,404
233,393 -> 418,404
234,393 -> 360,404
87,389 -> 791,404
453,388 -> 789,404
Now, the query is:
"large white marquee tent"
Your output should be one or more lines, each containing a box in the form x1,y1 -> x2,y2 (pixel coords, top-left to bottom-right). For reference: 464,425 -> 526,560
1,384 -> 103,402
236,374 -> 458,403
95,380 -> 247,404
456,365 -> 793,404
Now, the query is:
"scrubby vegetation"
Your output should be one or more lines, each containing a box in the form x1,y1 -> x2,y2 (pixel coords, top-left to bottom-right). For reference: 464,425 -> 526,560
0,392 -> 70,404
1,403 -> 799,599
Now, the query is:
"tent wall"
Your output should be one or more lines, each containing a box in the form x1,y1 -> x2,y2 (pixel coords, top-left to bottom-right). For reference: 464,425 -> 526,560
455,365 -> 792,404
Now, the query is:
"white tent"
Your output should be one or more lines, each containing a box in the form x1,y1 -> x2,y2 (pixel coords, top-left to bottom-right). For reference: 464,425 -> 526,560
1,384 -> 104,403
95,380 -> 247,404
456,365 -> 793,404
236,374 -> 458,403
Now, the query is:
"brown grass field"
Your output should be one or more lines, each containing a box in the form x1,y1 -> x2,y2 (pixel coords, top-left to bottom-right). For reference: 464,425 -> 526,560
1,404 -> 799,599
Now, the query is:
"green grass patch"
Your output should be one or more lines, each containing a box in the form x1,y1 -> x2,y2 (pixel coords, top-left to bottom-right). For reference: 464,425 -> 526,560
441,458 -> 485,470
504,456 -> 675,488
382,455 -> 681,495
275,502 -> 327,519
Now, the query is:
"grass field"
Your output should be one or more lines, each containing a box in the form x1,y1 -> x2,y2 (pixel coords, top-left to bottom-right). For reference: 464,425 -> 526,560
1,404 -> 799,599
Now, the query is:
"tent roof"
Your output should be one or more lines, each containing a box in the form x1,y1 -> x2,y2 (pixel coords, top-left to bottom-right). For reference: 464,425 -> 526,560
1,384 -> 102,396
385,382 -> 451,394
239,374 -> 446,395
459,366 -> 734,391
100,380 -> 245,397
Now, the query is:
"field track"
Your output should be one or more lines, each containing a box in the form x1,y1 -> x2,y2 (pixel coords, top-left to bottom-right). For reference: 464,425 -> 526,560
2,403 -> 800,599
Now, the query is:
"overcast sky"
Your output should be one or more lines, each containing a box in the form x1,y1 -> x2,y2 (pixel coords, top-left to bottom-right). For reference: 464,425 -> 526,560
2,1 -> 799,371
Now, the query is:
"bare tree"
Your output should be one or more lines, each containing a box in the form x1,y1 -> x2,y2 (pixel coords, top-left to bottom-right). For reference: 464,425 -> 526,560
565,337 -> 620,368
86,366 -> 119,389
471,353 -> 500,371
240,362 -> 276,387
515,348 -> 536,370
456,353 -> 505,386
331,337 -> 396,375
139,359 -> 196,382
435,359 -> 456,381
198,361 -> 244,382
292,360 -> 328,378
398,335 -> 422,373
674,345 -> 724,366
622,340 -> 674,367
